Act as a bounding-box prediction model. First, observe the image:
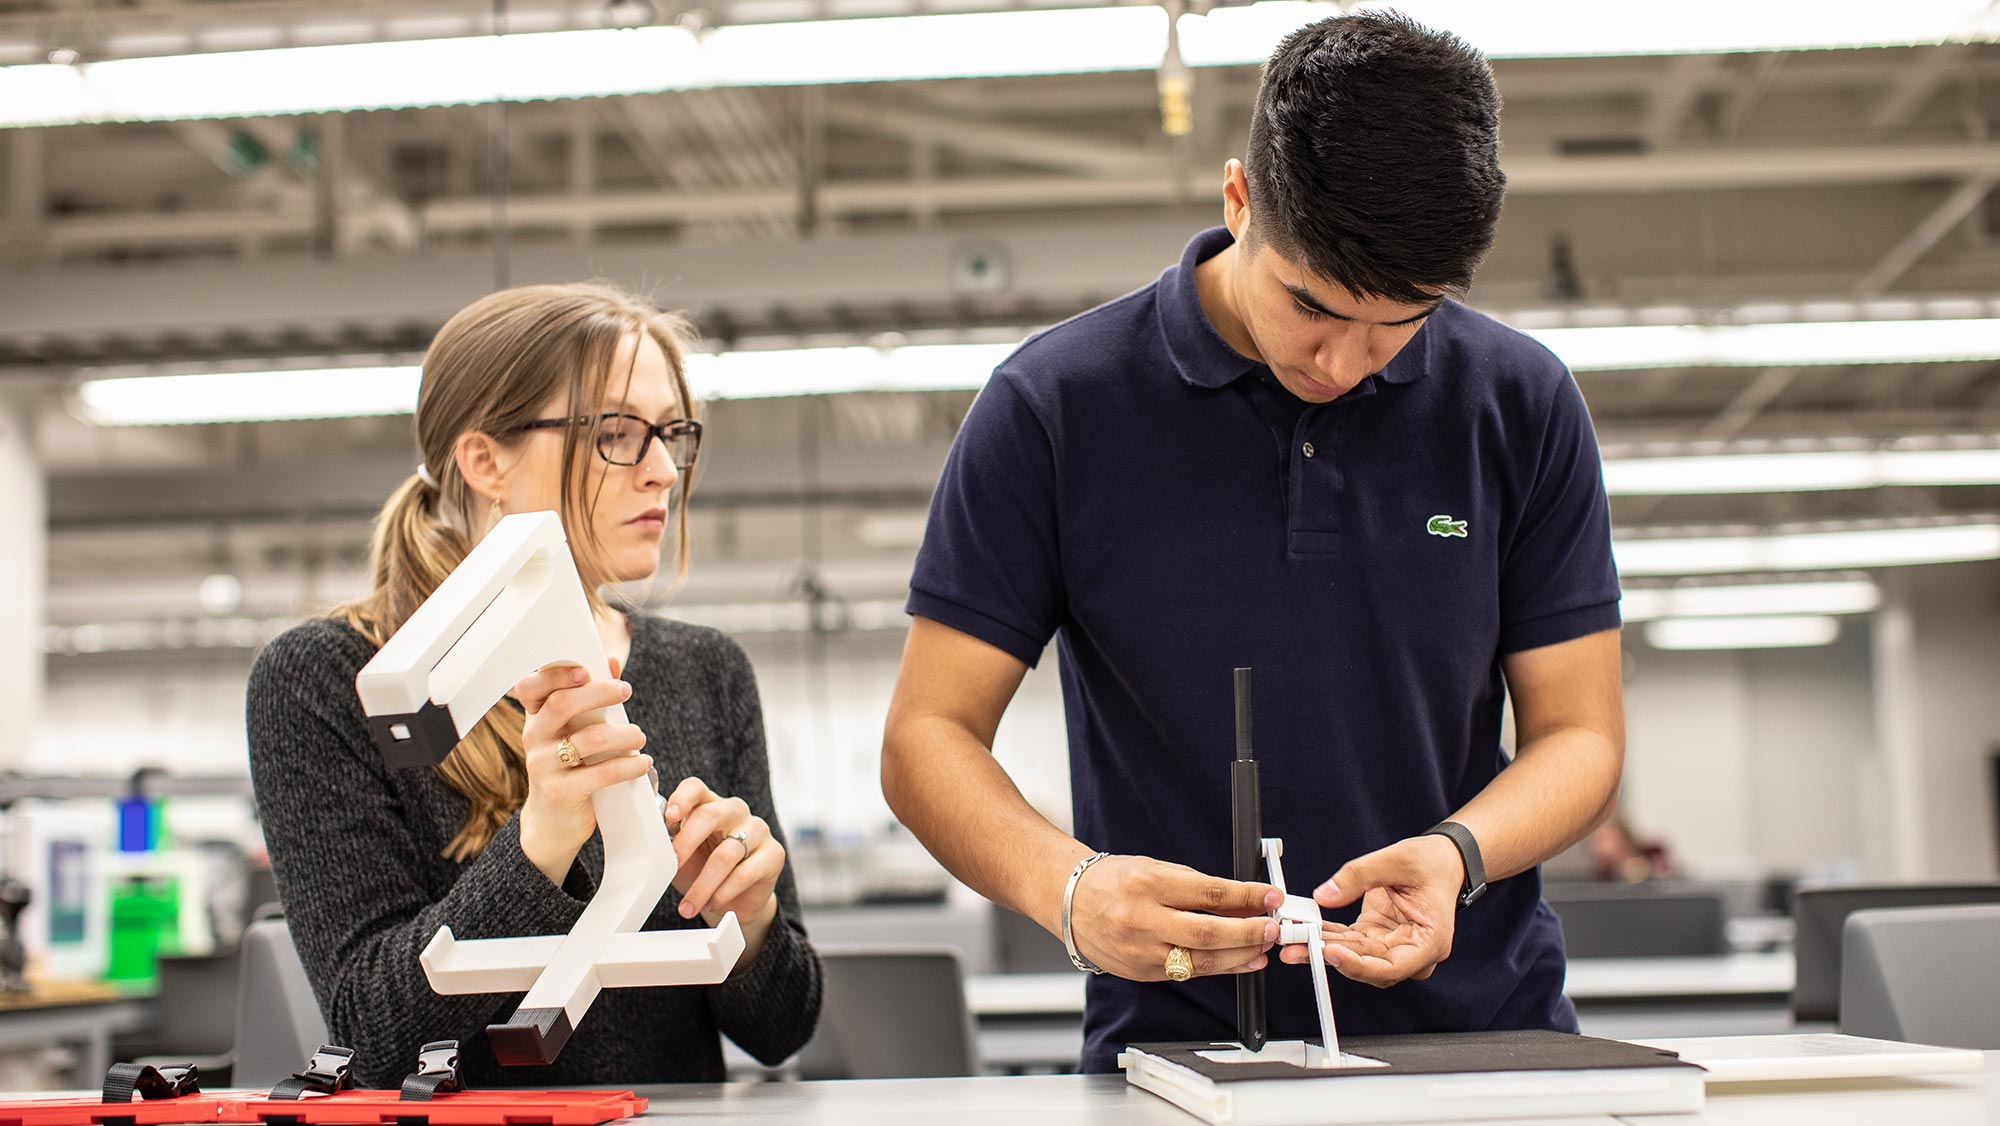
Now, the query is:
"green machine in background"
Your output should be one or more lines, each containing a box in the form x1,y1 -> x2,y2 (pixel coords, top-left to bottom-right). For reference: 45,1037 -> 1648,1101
105,792 -> 180,987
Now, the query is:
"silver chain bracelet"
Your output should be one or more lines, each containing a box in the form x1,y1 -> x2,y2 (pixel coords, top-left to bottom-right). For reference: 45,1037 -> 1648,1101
1061,850 -> 1111,974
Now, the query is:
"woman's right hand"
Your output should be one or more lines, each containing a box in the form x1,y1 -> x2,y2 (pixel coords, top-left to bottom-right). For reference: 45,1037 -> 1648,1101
511,663 -> 654,886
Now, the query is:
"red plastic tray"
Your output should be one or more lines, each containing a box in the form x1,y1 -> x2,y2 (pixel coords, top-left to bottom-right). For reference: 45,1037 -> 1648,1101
0,1095 -> 237,1126
0,1091 -> 647,1126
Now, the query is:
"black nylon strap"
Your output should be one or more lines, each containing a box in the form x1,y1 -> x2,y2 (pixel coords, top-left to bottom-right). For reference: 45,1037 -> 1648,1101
397,1041 -> 462,1102
269,1045 -> 355,1100
1424,820 -> 1488,908
103,1063 -> 201,1103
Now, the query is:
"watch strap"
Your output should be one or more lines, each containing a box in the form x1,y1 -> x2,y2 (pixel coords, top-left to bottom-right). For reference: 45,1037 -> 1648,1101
1424,820 -> 1487,908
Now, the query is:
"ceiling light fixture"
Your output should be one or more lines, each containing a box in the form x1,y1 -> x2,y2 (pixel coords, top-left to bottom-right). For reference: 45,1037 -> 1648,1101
1644,614 -> 1843,650
1602,445 -> 2000,495
72,343 -> 1013,424
1537,318 -> 2000,372
1613,521 -> 2000,576
6,0 -> 1996,127
1619,578 -> 1880,622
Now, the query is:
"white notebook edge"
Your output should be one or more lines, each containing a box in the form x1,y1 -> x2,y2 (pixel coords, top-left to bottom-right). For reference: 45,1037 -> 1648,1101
1628,1033 -> 1988,1083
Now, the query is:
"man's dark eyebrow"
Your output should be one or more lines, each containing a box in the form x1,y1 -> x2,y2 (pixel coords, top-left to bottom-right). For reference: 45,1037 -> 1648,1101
1283,282 -> 1440,327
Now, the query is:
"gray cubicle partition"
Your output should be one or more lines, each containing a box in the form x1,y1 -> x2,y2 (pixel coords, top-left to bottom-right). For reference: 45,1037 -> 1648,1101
1543,882 -> 1730,959
1840,904 -> 2000,1049
1792,882 -> 2000,1023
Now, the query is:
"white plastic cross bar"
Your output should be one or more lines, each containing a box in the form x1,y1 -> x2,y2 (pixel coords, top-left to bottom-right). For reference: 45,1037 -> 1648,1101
1261,837 -> 1340,1066
356,511 -> 738,1066
420,914 -> 745,992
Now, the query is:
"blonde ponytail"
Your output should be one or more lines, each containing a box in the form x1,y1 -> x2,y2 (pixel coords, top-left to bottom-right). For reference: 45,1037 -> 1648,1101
339,474 -> 530,860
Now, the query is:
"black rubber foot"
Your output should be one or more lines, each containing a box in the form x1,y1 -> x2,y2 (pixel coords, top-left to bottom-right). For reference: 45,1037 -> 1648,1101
485,1007 -> 573,1066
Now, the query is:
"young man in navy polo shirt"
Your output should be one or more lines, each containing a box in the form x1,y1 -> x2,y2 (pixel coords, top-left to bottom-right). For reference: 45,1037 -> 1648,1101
883,13 -> 1623,1072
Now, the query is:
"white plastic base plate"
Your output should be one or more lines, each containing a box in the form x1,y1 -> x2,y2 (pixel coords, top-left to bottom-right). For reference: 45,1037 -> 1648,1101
1627,1033 -> 1988,1083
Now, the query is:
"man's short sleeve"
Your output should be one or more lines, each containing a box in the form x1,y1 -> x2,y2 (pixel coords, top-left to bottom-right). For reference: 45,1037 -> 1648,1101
1498,371 -> 1622,654
906,370 -> 1064,668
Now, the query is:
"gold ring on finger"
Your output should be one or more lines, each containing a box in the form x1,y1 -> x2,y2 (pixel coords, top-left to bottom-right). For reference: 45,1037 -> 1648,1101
1164,944 -> 1194,982
555,737 -> 583,768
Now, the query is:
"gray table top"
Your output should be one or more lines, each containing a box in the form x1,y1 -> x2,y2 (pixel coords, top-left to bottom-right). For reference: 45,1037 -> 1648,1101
642,1051 -> 2000,1125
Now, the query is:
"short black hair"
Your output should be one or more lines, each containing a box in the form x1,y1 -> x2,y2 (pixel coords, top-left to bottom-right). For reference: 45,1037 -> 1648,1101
1244,12 -> 1504,305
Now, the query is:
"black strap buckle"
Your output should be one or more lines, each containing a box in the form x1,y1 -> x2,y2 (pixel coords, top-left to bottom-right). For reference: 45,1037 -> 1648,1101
269,1044 -> 356,1100
103,1062 -> 201,1103
398,1041 -> 462,1101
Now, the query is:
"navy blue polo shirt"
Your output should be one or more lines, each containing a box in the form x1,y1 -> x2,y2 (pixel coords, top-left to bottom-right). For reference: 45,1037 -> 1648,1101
907,227 -> 1621,1073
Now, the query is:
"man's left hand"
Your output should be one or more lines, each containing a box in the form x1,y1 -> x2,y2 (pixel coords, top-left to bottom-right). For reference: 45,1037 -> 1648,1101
1276,834 -> 1464,987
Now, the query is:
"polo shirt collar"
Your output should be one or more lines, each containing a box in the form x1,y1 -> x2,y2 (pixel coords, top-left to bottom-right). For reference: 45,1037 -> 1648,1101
1160,227 -> 1261,391
1158,225 -> 1434,392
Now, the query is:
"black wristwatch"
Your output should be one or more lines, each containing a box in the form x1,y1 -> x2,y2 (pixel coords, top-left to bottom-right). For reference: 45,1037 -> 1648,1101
1425,821 -> 1487,908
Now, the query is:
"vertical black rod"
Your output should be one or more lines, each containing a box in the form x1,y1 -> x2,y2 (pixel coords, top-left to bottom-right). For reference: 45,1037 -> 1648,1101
1231,667 -> 1266,1052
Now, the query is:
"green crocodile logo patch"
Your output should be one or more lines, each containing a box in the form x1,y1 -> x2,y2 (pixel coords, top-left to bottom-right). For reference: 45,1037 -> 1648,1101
1426,515 -> 1468,538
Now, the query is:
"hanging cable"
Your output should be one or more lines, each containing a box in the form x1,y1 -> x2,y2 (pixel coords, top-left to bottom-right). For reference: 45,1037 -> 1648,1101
489,0 -> 511,290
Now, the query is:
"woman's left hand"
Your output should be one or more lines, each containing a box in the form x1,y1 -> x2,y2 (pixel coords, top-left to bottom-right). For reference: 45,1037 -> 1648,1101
663,776 -> 784,927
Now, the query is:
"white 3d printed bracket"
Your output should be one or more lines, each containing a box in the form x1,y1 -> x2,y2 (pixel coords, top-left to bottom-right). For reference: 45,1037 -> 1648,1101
1262,837 -> 1340,1067
354,511 -> 743,1066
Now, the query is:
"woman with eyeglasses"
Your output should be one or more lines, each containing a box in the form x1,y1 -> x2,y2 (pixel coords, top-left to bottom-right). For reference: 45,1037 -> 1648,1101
245,283 -> 821,1087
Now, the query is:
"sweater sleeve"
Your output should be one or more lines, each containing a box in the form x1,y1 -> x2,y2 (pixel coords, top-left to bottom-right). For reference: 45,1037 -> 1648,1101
244,621 -> 591,1087
700,633 -> 824,1066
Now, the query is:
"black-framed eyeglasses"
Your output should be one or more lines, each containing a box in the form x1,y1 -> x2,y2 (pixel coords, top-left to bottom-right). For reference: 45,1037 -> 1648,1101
516,413 -> 702,470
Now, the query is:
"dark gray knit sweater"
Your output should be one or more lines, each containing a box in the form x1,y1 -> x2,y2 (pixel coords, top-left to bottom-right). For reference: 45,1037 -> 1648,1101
245,613 -> 822,1088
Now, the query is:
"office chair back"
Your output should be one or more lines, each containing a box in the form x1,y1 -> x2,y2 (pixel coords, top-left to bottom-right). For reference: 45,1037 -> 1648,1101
1792,882 -> 2000,1022
992,907 -> 1073,974
1543,883 -> 1729,958
148,952 -> 241,1059
795,946 -> 980,1079
1840,904 -> 2000,1049
233,918 -> 329,1088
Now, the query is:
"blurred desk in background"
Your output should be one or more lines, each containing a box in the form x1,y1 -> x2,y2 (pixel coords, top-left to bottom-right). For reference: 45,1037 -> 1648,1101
1564,950 -> 1794,1001
1568,950 -> 1802,1041
0,982 -> 154,1087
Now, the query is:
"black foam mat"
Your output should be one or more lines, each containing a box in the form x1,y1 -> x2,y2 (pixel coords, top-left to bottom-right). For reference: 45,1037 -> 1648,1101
1126,1029 -> 1694,1083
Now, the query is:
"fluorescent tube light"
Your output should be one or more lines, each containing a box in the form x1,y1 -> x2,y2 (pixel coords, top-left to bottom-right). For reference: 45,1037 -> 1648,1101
1619,579 -> 1880,622
1614,522 -> 2000,577
7,0 -> 1998,127
0,8 -> 1162,127
76,366 -> 420,425
1602,446 -> 2000,495
1183,2 -> 2000,66
687,343 -> 1014,399
1532,319 -> 2000,372
1644,615 -> 1841,650
74,342 -> 1013,424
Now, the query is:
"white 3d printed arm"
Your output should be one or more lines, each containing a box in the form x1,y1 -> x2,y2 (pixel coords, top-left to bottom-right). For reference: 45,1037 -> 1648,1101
354,511 -> 742,1065
1263,837 -> 1341,1067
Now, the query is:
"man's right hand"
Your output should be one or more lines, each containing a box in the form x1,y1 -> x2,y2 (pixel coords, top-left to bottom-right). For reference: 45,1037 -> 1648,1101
1068,854 -> 1282,981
